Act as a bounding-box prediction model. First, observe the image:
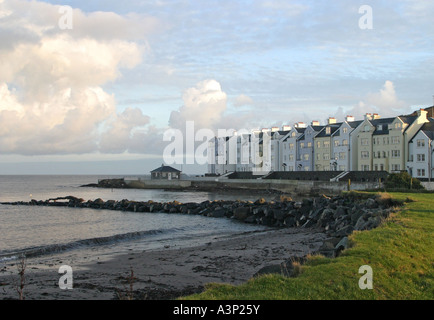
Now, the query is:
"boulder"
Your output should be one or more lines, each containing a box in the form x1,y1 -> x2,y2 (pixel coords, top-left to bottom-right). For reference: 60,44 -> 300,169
233,207 -> 251,221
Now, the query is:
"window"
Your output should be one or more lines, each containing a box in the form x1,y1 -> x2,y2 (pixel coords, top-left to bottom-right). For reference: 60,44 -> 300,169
391,150 -> 400,158
307,142 -> 312,148
324,141 -> 330,148
289,154 -> 294,161
326,127 -> 331,134
291,132 -> 296,137
417,140 -> 425,147
316,153 -> 321,160
304,166 -> 309,171
395,122 -> 402,129
380,164 -> 384,171
339,165 -> 346,171
417,169 -> 426,177
364,125 -> 370,132
374,164 -> 378,171
392,136 -> 400,145
361,138 -> 369,146
323,153 -> 330,160
342,128 -> 348,134
417,154 -> 426,162
304,154 -> 309,161
391,164 -> 401,171
289,143 -> 294,150
300,142 -> 305,149
362,165 -> 370,171
361,151 -> 369,159
343,139 -> 349,146
316,141 -> 321,148
339,152 -> 346,160
334,140 -> 340,147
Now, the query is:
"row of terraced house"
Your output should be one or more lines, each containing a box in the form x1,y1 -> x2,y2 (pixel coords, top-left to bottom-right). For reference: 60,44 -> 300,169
207,106 -> 434,180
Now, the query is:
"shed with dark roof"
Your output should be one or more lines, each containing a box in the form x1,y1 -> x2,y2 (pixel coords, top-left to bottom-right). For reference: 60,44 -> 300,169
151,164 -> 182,180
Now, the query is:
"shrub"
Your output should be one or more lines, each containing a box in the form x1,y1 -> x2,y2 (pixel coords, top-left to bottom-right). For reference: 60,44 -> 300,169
384,172 -> 424,190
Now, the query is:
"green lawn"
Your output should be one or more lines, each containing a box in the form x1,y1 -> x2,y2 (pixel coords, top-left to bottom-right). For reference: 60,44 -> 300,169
183,192 -> 433,300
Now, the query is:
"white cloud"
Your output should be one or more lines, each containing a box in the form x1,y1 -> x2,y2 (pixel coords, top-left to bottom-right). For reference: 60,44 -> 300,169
0,0 -> 158,156
345,80 -> 409,120
233,94 -> 254,107
169,79 -> 228,130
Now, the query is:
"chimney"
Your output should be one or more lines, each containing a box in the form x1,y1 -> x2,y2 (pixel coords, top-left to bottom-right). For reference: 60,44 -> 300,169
416,109 -> 428,123
372,113 -> 381,120
364,113 -> 373,120
271,127 -> 280,132
311,120 -> 320,126
328,117 -> 337,125
346,115 -> 355,122
262,128 -> 271,133
282,125 -> 292,131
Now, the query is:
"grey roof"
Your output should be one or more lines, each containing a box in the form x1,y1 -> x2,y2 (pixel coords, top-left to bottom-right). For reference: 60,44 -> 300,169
151,165 -> 181,173
316,124 -> 341,138
348,120 -> 364,128
411,118 -> 434,142
370,117 -> 395,136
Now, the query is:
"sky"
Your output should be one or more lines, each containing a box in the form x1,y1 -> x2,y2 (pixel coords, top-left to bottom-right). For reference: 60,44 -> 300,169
0,0 -> 433,175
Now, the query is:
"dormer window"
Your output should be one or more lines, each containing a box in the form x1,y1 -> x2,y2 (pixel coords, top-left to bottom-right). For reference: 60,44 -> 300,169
326,127 -> 331,134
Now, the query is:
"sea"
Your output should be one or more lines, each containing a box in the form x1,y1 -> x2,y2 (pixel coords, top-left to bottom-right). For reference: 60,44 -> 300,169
0,175 -> 270,269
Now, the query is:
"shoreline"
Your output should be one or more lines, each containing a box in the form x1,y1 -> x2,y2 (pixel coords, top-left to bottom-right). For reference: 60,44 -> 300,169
0,227 -> 327,300
0,192 -> 401,300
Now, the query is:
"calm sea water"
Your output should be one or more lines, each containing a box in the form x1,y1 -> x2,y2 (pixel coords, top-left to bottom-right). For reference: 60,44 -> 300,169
0,175 -> 269,265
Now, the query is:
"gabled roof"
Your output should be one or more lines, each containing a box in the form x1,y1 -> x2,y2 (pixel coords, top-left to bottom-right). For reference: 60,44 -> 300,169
411,118 -> 434,142
348,120 -> 364,129
316,124 -> 341,138
151,165 -> 181,173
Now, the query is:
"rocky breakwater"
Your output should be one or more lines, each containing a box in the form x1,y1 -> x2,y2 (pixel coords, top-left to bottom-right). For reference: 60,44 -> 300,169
1,192 -> 404,260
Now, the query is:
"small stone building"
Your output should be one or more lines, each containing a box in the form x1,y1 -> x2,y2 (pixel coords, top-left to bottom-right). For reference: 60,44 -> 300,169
151,164 -> 182,180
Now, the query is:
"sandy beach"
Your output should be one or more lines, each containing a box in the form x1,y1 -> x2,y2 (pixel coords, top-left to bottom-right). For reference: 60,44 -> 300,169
0,227 -> 327,300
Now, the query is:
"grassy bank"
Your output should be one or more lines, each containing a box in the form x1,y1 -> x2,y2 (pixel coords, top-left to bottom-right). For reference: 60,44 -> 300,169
183,192 -> 433,300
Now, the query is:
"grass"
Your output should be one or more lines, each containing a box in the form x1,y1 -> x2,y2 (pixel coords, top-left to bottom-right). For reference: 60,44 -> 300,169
182,192 -> 433,300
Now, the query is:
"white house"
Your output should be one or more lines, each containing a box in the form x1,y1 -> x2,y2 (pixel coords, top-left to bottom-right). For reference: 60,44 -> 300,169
407,119 -> 434,180
280,124 -> 306,172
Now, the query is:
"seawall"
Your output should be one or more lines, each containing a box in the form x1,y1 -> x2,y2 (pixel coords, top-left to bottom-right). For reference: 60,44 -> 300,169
121,178 -> 381,195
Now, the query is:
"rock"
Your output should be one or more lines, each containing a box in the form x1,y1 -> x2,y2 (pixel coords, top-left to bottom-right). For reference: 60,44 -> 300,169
333,206 -> 347,219
284,216 -> 296,228
354,215 -> 369,231
301,219 -> 315,228
333,225 -> 353,237
244,215 -> 257,224
335,237 -> 349,257
365,198 -> 378,209
255,198 -> 267,205
209,209 -> 226,218
233,207 -> 251,221
273,209 -> 286,221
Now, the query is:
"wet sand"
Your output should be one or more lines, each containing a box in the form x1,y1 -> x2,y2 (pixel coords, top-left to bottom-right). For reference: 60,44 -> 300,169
0,227 -> 327,300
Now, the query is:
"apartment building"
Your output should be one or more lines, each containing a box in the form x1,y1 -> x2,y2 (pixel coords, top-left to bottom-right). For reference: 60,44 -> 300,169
280,124 -> 306,172
296,123 -> 324,171
314,118 -> 340,171
407,118 -> 434,179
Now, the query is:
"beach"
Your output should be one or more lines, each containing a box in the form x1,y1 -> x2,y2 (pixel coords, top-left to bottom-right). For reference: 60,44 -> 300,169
0,226 -> 327,300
